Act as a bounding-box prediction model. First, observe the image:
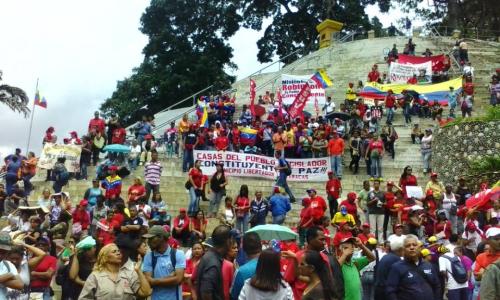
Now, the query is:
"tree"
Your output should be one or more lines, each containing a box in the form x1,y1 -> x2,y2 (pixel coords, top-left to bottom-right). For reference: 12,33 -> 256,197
101,0 -> 241,124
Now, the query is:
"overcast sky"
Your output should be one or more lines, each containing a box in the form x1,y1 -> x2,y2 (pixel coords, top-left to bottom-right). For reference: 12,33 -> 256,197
0,1 -> 415,159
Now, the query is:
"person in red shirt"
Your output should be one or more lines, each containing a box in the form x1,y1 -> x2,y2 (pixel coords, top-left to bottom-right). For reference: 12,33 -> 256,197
367,65 -> 380,83
172,208 -> 191,246
298,198 -> 313,248
188,161 -> 203,216
325,171 -> 342,219
357,223 -> 375,244
214,130 -> 229,151
407,74 -> 418,84
399,166 -> 418,199
234,185 -> 251,233
72,199 -> 91,231
385,89 -> 396,125
230,124 -> 240,152
307,189 -> 327,225
189,210 -> 208,242
30,238 -> 58,296
333,221 -> 353,248
111,122 -> 126,144
88,111 -> 106,136
97,210 -> 116,246
340,192 -> 358,221
128,177 -> 146,203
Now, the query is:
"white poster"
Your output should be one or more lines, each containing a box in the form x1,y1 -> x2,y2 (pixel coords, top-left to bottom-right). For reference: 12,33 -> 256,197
281,74 -> 326,105
389,62 -> 432,83
194,150 -> 331,182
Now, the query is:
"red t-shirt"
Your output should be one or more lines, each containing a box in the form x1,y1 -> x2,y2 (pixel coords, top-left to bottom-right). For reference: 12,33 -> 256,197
309,196 -> 327,221
326,179 -> 342,199
368,71 -> 380,82
369,140 -> 384,153
111,128 -> 126,144
339,200 -> 357,217
399,175 -> 418,198
235,196 -> 250,216
97,218 -> 116,245
284,250 -> 330,300
214,136 -> 229,151
88,118 -> 105,134
189,168 -> 203,188
222,260 -> 234,300
30,255 -> 57,288
128,184 -> 146,202
299,207 -> 314,228
358,232 -> 375,245
463,82 -> 474,95
190,217 -> 208,231
407,77 -> 417,84
385,95 -> 396,108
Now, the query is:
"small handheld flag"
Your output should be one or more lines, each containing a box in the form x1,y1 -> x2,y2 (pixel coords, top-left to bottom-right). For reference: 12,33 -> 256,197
34,90 -> 47,108
200,106 -> 209,128
311,70 -> 333,88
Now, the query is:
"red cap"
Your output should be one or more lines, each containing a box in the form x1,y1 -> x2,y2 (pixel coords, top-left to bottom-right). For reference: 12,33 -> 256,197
339,236 -> 356,244
273,186 -> 281,193
347,192 -> 357,200
426,189 -> 434,196
79,199 -> 88,206
394,223 -> 404,228
179,208 -> 187,213
69,131 -> 77,135
466,221 -> 476,231
362,223 -> 370,228
108,165 -> 118,171
145,134 -> 153,140
431,172 -> 438,177
327,171 -> 334,176
387,181 -> 394,186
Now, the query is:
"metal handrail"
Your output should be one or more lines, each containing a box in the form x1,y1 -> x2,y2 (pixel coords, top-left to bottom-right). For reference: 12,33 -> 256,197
429,27 -> 461,73
157,85 -> 214,114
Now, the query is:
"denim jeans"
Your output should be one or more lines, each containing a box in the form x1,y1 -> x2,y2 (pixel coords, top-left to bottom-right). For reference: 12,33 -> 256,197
22,174 -> 34,195
128,157 -> 138,170
370,157 -> 382,178
422,150 -> 432,172
145,182 -> 159,202
331,155 -> 342,178
276,176 -> 295,201
188,187 -> 200,216
386,107 -> 394,124
403,105 -> 412,124
209,190 -> 225,215
236,214 -> 249,233
272,214 -> 286,225
80,161 -> 88,180
183,149 -> 194,172
447,288 -> 468,300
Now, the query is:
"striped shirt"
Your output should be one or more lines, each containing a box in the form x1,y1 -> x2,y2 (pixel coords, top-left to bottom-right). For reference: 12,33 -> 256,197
144,161 -> 162,185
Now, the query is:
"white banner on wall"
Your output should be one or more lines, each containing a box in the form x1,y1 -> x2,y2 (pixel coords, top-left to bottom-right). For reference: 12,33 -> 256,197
281,74 -> 326,105
389,61 -> 432,83
194,150 -> 331,182
37,143 -> 82,172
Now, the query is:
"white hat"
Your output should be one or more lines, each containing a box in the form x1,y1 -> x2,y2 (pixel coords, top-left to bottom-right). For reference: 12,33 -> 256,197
485,227 -> 500,238
411,205 -> 424,211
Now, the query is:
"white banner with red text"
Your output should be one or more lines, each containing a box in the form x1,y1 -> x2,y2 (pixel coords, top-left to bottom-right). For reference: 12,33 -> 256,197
37,143 -> 82,172
389,61 -> 432,83
281,74 -> 326,106
194,150 -> 331,182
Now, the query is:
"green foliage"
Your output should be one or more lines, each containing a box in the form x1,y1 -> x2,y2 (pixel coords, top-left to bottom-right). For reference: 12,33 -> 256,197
443,106 -> 500,128
469,155 -> 500,175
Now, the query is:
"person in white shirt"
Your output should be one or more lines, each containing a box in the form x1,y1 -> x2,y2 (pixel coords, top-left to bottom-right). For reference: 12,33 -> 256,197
387,224 -> 406,245
128,140 -> 142,170
438,247 -> 468,300
462,62 -> 474,77
0,232 -> 24,298
461,222 -> 483,254
442,184 -> 458,234
323,96 -> 336,124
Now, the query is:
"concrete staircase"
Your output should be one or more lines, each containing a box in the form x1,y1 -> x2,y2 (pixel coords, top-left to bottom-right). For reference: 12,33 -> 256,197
28,35 -> 500,233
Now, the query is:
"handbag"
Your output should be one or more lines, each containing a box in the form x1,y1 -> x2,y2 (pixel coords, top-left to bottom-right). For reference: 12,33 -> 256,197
184,180 -> 192,190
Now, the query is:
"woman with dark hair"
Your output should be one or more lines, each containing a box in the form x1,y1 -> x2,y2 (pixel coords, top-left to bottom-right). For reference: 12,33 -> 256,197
190,210 -> 207,242
208,163 -> 228,218
300,250 -> 339,300
399,166 -> 418,199
239,249 -> 293,299
188,160 -> 203,216
234,185 -> 251,233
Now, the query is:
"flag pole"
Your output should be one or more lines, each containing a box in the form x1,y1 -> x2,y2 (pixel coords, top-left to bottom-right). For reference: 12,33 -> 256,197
26,78 -> 39,153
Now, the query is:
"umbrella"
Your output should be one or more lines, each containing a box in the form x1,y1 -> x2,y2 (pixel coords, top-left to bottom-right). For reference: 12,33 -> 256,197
465,186 -> 500,209
247,224 -> 298,241
103,144 -> 130,153
327,112 -> 351,121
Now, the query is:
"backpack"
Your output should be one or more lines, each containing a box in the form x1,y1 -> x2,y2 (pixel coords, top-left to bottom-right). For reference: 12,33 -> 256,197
281,158 -> 292,176
151,248 -> 179,300
442,255 -> 468,284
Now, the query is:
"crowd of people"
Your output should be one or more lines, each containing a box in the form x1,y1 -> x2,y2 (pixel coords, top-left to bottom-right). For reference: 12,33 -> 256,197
0,37 -> 498,300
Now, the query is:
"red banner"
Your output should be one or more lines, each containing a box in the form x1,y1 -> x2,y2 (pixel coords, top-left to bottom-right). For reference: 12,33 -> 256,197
249,79 -> 256,116
276,88 -> 284,120
288,83 -> 311,119
398,54 -> 445,72
314,97 -> 319,117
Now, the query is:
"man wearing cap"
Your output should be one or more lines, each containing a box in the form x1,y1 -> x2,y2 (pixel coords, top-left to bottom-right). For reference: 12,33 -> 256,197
438,244 -> 468,300
338,236 -> 375,300
478,233 -> 500,299
72,199 -> 91,233
307,189 -> 327,225
358,223 -> 376,245
386,235 -> 441,300
0,232 -> 24,297
88,111 -> 106,136
101,165 -> 122,201
327,131 -> 345,179
333,221 -> 354,248
326,171 -> 342,219
385,89 -> 396,125
340,192 -> 359,221
143,225 -> 186,300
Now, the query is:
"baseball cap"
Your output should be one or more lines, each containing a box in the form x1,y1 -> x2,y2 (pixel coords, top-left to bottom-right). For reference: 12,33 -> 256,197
421,249 -> 431,257
108,165 -> 118,171
367,238 -> 378,245
143,225 -> 170,239
430,172 -> 438,177
0,232 -> 12,251
79,199 -> 88,207
179,208 -> 186,213
306,188 -> 316,194
486,227 -> 500,239
362,223 -> 370,228
428,236 -> 438,243
411,205 -> 424,211
394,223 -> 404,229
339,236 -> 356,245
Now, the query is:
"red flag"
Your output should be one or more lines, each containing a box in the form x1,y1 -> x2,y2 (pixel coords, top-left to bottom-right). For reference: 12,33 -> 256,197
249,79 -> 256,116
276,88 -> 284,121
288,83 -> 312,119
314,97 -> 319,117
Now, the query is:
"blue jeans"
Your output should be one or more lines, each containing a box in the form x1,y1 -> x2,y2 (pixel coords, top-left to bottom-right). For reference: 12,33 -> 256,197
183,149 -> 194,172
276,176 -> 295,201
403,105 -> 412,124
386,107 -> 394,124
80,161 -> 88,179
331,155 -> 342,178
188,187 -> 200,216
272,214 -> 286,225
209,190 -> 225,215
447,288 -> 468,300
22,174 -> 34,195
236,214 -> 249,233
370,157 -> 382,178
422,150 -> 432,172
128,157 -> 138,170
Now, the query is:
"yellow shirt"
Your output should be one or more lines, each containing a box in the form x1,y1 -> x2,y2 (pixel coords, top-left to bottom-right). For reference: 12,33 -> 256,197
286,129 -> 295,147
331,213 -> 356,226
425,181 -> 446,200
346,88 -> 357,101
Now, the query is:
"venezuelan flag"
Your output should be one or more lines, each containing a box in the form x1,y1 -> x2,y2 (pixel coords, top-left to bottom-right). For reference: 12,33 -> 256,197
358,77 -> 463,106
200,106 -> 209,127
239,127 -> 257,146
311,69 -> 333,88
34,90 -> 47,108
